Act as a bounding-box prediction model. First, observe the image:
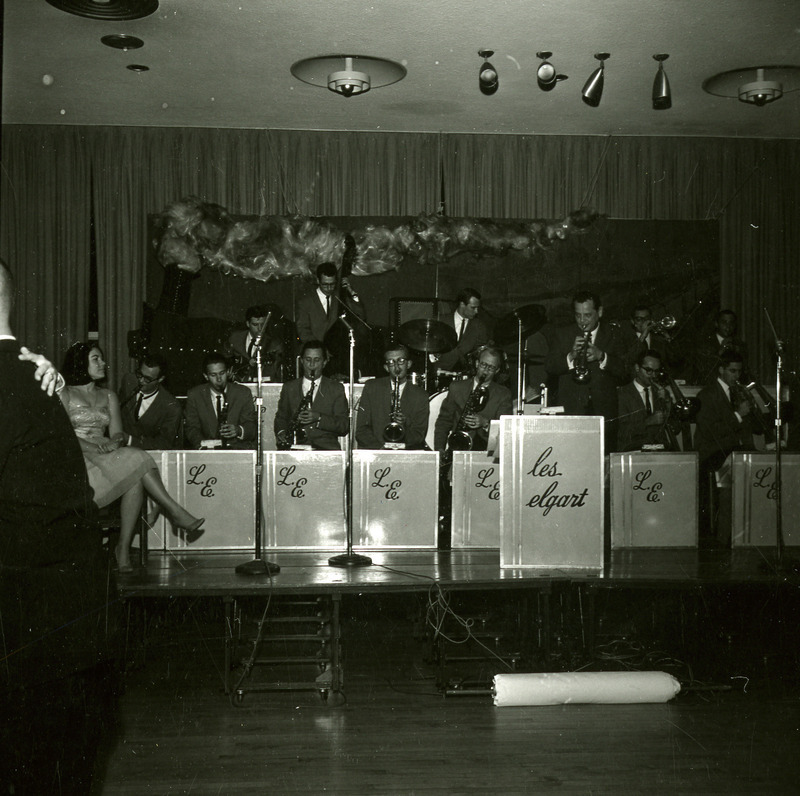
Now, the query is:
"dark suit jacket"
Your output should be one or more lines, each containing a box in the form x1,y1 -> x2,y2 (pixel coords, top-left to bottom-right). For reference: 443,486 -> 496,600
436,312 -> 490,373
183,382 -> 256,449
433,378 -> 513,452
616,381 -> 673,452
355,376 -> 430,449
693,379 -> 756,471
687,332 -> 748,386
296,292 -> 337,343
274,376 -> 349,450
226,328 -> 285,381
0,338 -> 111,688
545,321 -> 629,448
118,374 -> 182,450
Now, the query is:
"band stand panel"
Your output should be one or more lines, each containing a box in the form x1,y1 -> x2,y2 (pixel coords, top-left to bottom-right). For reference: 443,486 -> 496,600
164,451 -> 256,550
732,453 -> 800,546
609,452 -> 699,548
352,451 -> 439,549
500,415 -> 604,569
262,451 -> 347,550
451,451 -> 501,548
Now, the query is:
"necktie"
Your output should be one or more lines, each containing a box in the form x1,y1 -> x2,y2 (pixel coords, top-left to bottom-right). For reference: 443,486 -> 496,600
309,379 -> 316,402
325,296 -> 330,316
134,392 -> 144,420
644,386 -> 652,415
458,317 -> 466,340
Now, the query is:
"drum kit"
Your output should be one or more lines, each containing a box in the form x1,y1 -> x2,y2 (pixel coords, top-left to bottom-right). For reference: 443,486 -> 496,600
398,304 -> 547,446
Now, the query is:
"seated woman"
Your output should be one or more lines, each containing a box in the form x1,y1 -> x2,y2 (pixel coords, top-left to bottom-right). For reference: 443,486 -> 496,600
60,342 -> 204,572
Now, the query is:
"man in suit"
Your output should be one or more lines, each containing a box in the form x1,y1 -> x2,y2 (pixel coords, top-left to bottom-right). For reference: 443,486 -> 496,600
624,304 -> 677,371
0,260 -> 118,792
545,290 -> 629,451
184,353 -> 257,449
356,344 -> 430,449
274,340 -> 349,450
295,262 -> 340,343
118,353 -> 182,449
226,303 -> 286,382
616,349 -> 675,452
688,309 -> 748,386
693,349 -> 760,545
435,287 -> 491,374
434,345 -> 513,453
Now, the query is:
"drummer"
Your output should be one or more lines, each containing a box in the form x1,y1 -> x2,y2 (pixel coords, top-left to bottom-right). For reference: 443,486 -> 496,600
434,288 -> 491,375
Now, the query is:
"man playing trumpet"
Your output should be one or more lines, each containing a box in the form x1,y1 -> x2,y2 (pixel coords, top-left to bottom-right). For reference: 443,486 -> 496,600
356,344 -> 430,450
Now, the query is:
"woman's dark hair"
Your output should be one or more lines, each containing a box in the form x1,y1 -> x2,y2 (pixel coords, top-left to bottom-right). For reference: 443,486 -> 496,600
62,341 -> 104,386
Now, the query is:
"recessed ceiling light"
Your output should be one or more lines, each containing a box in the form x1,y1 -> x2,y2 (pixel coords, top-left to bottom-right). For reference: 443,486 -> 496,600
126,64 -> 150,72
46,0 -> 158,20
101,34 -> 144,51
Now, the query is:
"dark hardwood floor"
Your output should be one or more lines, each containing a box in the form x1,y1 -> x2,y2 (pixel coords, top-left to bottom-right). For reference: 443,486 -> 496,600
95,586 -> 800,795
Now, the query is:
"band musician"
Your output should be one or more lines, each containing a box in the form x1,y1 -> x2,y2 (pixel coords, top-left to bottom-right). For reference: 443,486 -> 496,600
693,349 -> 761,545
226,304 -> 285,382
356,344 -> 430,450
184,353 -> 257,449
274,340 -> 349,451
118,353 -> 182,449
625,304 -> 676,371
616,349 -> 675,452
435,288 -> 491,374
434,345 -> 513,453
545,290 -> 629,451
688,309 -> 748,386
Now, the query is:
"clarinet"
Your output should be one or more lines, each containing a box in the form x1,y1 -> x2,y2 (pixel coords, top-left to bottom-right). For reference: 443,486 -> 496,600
280,381 -> 316,450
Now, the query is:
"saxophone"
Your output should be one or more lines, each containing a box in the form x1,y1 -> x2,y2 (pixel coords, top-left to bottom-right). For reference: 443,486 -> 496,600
446,376 -> 490,452
383,378 -> 405,443
279,380 -> 316,450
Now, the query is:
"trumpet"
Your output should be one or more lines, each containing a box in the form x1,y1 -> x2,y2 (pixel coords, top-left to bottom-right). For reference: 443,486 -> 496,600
279,380 -> 316,449
446,376 -> 490,452
383,378 -> 405,443
572,330 -> 592,384
650,315 -> 677,337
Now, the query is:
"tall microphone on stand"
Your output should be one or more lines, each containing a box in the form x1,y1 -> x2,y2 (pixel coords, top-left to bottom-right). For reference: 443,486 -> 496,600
236,310 -> 280,576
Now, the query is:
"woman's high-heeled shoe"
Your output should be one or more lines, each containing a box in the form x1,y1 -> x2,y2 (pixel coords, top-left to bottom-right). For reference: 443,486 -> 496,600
113,545 -> 134,574
168,511 -> 205,543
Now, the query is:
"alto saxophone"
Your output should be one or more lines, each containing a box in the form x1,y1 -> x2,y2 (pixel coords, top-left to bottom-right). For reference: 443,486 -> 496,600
383,378 -> 405,443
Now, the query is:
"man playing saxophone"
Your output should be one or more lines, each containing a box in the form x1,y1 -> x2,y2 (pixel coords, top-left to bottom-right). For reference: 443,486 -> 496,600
274,340 -> 349,450
545,290 -> 629,451
434,346 -> 513,453
356,344 -> 430,449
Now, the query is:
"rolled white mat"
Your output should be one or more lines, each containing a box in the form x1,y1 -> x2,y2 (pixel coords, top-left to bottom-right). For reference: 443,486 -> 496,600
493,671 -> 681,707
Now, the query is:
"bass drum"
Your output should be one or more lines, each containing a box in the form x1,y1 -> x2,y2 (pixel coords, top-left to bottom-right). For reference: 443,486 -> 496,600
425,390 -> 448,452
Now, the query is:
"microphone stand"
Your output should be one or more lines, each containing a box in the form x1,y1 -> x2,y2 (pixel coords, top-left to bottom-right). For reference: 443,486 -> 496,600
236,314 -> 280,576
515,315 -> 525,414
762,309 -> 799,575
329,321 -> 372,569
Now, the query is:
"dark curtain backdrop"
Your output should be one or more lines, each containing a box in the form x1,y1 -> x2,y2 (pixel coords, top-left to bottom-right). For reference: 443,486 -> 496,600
1,125 -> 798,384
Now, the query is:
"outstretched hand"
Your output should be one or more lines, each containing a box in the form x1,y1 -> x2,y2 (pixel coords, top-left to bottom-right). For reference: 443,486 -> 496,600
19,346 -> 64,396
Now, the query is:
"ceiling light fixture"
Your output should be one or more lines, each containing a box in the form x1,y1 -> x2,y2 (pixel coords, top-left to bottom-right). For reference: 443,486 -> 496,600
101,34 -> 144,51
478,49 -> 499,95
582,52 -> 610,107
702,65 -> 800,107
291,55 -> 406,98
46,0 -> 158,20
536,51 -> 567,91
652,54 -> 671,110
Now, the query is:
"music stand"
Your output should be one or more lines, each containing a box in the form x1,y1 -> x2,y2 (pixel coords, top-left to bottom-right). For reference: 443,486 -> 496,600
329,323 -> 372,569
236,314 -> 280,576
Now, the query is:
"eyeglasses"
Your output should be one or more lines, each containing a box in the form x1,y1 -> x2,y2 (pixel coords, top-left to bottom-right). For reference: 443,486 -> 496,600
135,371 -> 160,384
385,358 -> 407,366
477,361 -> 500,373
640,367 -> 660,375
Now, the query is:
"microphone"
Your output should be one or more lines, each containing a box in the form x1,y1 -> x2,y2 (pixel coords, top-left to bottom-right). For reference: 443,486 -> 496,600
341,278 -> 360,303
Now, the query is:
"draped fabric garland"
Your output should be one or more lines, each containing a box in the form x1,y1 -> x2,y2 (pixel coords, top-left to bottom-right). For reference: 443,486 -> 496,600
155,197 -> 600,281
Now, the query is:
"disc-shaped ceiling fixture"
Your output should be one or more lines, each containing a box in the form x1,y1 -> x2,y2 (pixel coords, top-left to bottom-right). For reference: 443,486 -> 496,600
46,0 -> 158,20
703,65 -> 800,106
291,55 -> 406,97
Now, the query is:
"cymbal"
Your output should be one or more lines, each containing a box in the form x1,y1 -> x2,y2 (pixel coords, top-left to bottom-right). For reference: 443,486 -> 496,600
399,318 -> 457,354
493,304 -> 547,344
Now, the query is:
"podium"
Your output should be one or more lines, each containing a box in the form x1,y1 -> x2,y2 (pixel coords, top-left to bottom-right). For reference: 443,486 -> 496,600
451,451 -> 501,548
162,451 -> 256,550
731,453 -> 800,546
352,450 -> 439,548
499,415 -> 604,569
609,452 -> 698,547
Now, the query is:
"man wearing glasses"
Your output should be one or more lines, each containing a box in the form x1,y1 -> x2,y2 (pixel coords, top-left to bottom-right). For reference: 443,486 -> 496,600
356,344 -> 430,449
434,345 -> 513,453
616,349 -> 674,451
118,353 -> 182,449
